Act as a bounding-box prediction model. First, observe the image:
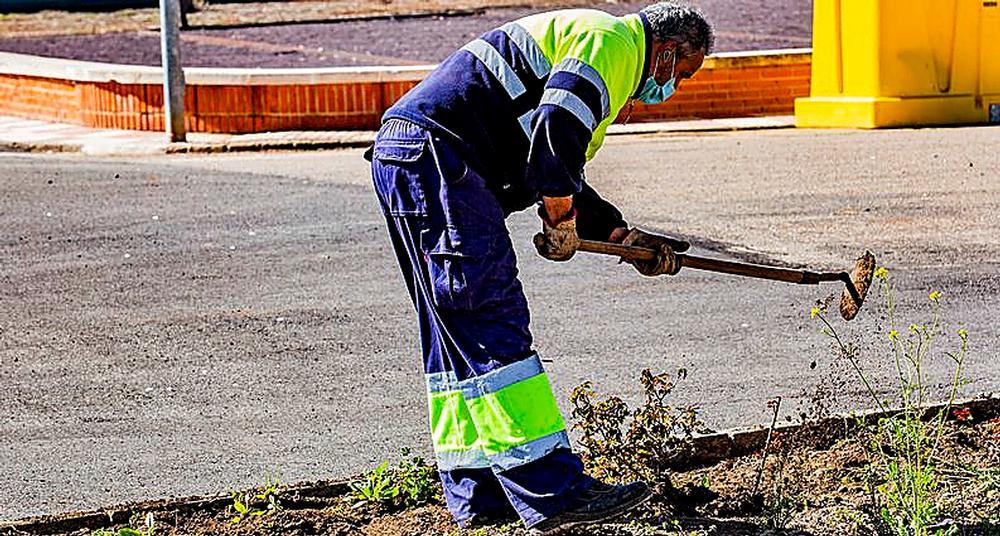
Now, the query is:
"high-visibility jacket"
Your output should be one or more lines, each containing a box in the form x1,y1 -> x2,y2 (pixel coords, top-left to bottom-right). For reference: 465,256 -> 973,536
384,9 -> 651,239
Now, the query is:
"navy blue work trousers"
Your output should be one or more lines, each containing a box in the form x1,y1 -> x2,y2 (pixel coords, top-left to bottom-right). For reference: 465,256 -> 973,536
369,119 -> 592,528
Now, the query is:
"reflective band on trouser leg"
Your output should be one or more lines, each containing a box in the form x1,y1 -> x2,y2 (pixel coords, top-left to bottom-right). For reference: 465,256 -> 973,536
427,372 -> 490,470
463,355 -> 571,471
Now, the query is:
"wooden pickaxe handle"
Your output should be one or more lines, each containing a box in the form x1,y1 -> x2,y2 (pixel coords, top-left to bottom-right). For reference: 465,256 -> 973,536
576,239 -> 848,286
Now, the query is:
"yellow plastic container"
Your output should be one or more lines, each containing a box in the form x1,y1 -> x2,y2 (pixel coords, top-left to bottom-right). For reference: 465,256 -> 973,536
795,0 -> 1000,128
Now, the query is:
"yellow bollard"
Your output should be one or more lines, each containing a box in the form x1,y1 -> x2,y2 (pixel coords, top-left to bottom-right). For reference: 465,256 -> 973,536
795,0 -> 1000,128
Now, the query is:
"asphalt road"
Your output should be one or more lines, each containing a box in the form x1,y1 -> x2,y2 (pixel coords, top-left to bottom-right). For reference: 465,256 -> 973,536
2,126 -> 999,521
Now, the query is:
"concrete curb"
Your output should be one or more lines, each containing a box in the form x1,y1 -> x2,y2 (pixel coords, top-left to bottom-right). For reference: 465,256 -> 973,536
607,115 -> 795,135
3,394 -> 996,534
0,140 -> 80,153
0,52 -> 439,85
0,48 -> 811,86
164,136 -> 376,154
0,116 -> 796,156
681,394 -> 999,468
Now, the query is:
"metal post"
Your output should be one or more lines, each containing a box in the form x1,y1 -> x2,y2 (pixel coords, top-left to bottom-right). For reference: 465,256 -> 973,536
159,0 -> 186,142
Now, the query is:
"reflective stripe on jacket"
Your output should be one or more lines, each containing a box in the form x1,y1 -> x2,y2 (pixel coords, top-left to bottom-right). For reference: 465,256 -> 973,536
384,9 -> 650,220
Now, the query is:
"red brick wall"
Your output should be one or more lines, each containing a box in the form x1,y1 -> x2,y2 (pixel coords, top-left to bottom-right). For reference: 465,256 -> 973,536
0,54 -> 811,133
623,61 -> 812,121
0,74 -> 81,125
251,83 -> 385,131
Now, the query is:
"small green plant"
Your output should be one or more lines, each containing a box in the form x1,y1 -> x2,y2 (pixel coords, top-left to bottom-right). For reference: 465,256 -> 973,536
352,447 -> 438,510
570,368 -> 704,485
812,267 -> 969,536
230,474 -> 282,524
761,474 -> 798,530
394,447 -> 438,507
754,411 -> 808,531
91,528 -> 151,536
828,506 -> 869,534
91,513 -> 155,536
353,460 -> 398,504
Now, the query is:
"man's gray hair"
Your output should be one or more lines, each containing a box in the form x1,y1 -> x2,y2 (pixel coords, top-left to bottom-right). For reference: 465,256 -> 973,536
641,2 -> 714,55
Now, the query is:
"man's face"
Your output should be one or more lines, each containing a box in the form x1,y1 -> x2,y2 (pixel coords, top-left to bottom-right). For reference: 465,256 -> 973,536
652,41 -> 706,89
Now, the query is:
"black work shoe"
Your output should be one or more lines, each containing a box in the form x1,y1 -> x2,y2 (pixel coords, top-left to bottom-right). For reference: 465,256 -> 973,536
529,480 -> 652,535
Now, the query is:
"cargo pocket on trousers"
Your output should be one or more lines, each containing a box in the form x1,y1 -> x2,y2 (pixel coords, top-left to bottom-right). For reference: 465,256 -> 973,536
427,245 -> 471,311
372,138 -> 429,216
423,228 -> 496,312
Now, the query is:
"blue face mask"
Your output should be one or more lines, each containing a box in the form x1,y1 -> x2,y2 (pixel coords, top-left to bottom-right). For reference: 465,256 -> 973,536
636,50 -> 677,105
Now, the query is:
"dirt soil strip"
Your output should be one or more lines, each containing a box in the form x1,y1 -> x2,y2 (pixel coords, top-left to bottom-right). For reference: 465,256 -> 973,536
0,0 -> 591,37
5,396 -> 998,535
0,479 -> 353,536
0,0 -> 812,67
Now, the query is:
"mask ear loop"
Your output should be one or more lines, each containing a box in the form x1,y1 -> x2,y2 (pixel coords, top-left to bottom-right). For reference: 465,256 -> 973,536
666,48 -> 678,81
625,45 -> 675,121
625,44 -> 660,121
623,100 -> 634,124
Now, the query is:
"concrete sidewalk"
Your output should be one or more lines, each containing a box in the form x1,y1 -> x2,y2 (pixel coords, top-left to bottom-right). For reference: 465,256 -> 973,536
0,116 -> 375,155
0,114 -> 795,156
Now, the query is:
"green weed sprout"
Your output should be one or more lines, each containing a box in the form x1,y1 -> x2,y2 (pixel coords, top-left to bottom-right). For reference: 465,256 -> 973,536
352,447 -> 438,510
230,473 -> 282,524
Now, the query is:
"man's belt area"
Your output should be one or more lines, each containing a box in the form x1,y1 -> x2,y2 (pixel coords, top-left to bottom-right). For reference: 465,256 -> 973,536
487,178 -> 538,216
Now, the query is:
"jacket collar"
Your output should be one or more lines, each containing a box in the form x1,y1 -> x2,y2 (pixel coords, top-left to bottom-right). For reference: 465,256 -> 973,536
631,11 -> 653,98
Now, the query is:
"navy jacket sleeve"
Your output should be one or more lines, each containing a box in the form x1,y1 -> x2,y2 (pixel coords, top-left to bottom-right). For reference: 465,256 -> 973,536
525,105 -> 593,197
524,29 -> 639,197
574,179 -> 627,241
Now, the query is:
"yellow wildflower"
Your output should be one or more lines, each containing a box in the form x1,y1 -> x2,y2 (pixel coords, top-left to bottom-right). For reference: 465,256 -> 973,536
874,266 -> 889,279
810,307 -> 821,318
889,329 -> 899,341
929,290 -> 942,301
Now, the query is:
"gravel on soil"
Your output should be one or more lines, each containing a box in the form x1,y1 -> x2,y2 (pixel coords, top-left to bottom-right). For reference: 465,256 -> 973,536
0,1 -> 813,68
0,0 -> 581,37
